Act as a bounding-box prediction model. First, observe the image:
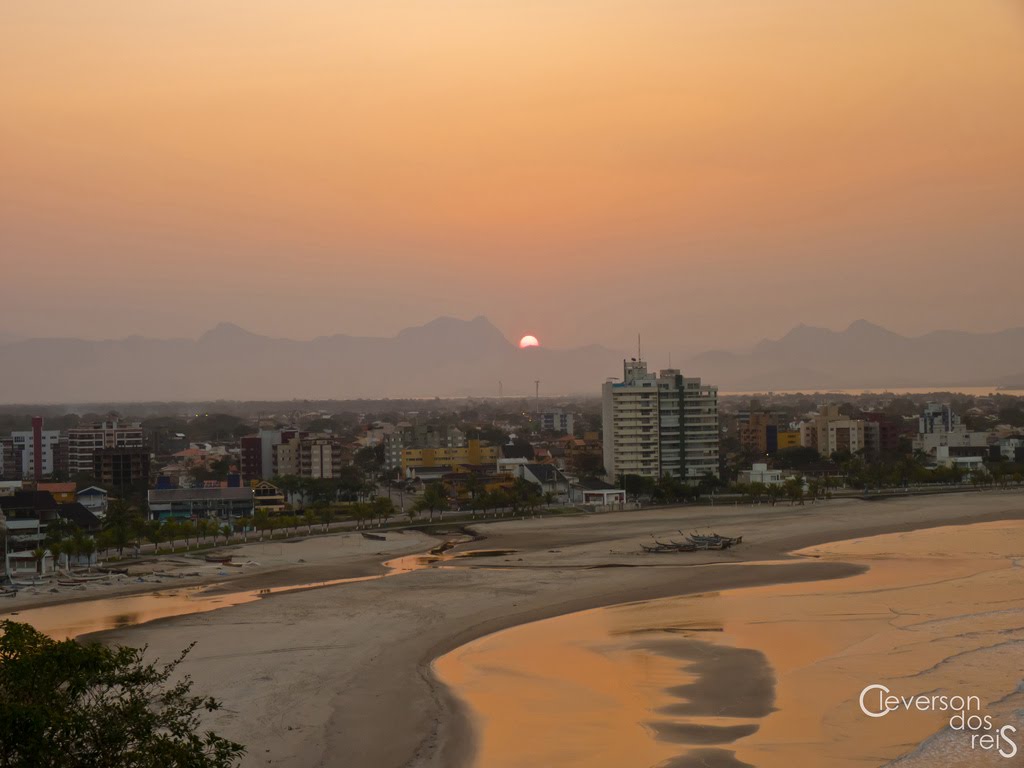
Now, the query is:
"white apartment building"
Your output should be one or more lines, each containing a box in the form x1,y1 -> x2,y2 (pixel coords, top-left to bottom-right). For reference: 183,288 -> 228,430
602,360 -> 719,482
68,420 -> 145,476
11,420 -> 63,480
538,410 -> 575,434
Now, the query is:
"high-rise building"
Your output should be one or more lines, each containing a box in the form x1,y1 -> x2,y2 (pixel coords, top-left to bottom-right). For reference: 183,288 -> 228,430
11,417 -> 66,481
538,410 -> 575,435
68,420 -> 145,477
93,447 -> 151,488
602,360 -> 719,482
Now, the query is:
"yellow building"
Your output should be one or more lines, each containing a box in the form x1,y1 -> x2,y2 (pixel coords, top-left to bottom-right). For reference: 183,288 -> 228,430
37,482 -> 77,504
251,480 -> 286,514
401,439 -> 498,476
776,431 -> 802,450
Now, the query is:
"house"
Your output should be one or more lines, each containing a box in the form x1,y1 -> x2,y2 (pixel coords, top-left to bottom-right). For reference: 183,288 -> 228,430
147,487 -> 255,521
0,491 -> 60,551
252,481 -> 286,514
57,502 -> 103,533
738,463 -> 785,486
37,482 -> 77,504
570,478 -> 626,507
76,486 -> 109,515
515,463 -> 570,499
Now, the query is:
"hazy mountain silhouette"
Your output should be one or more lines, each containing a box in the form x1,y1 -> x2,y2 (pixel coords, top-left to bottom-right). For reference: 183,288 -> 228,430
0,316 -> 622,403
684,320 -> 1024,390
1,318 -> 1022,403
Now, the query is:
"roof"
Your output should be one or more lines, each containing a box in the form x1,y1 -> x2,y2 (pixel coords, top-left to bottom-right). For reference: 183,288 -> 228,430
500,443 -> 535,460
0,491 -> 60,513
77,486 -> 109,497
148,487 -> 254,503
57,502 -> 102,530
37,482 -> 76,494
523,463 -> 566,483
572,477 -> 618,491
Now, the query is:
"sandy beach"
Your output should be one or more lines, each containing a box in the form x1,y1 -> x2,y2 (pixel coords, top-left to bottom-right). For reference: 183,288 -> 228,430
10,491 -> 1024,767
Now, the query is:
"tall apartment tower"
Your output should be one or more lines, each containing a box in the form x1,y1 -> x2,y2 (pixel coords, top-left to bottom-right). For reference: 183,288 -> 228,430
68,420 -> 145,477
602,360 -> 719,482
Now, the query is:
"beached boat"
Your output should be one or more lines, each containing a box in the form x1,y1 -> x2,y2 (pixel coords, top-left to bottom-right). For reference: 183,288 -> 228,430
204,555 -> 233,563
361,532 -> 387,542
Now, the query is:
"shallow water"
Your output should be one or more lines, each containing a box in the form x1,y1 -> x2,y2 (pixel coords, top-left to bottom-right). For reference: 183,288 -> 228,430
434,521 -> 1024,768
1,551 -> 429,640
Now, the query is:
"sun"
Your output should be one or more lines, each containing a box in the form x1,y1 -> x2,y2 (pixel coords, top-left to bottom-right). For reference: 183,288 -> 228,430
519,334 -> 540,349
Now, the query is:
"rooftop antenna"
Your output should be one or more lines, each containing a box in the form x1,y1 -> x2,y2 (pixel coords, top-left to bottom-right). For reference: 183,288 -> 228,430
498,380 -> 503,399
637,333 -> 642,361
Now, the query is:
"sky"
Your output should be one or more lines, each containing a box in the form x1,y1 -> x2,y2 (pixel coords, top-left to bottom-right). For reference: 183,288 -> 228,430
2,1 -> 1023,359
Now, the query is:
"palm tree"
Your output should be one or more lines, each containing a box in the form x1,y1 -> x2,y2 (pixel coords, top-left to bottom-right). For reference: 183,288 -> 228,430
31,547 -> 47,576
254,510 -> 271,541
319,505 -> 336,533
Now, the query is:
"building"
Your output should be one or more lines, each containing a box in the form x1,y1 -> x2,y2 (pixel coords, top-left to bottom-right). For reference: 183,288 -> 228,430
147,487 -> 255,521
537,410 -> 575,435
738,463 -> 785,486
912,403 -> 988,457
94,447 -> 151,488
994,437 -> 1024,462
601,359 -> 719,482
269,434 -> 347,479
0,438 -> 16,480
384,424 -> 467,472
826,419 -> 868,456
252,481 -> 286,513
0,491 -> 60,552
514,463 -> 570,499
776,430 -> 802,450
76,486 -> 109,516
919,403 -> 958,434
738,409 -> 779,456
36,482 -> 77,504
401,439 -> 498,478
239,428 -> 303,482
11,417 -> 66,481
299,437 -> 347,479
67,420 -> 144,477
569,478 -> 627,507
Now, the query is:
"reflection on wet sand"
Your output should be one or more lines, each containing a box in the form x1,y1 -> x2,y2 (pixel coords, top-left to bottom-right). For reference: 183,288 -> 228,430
1,549 -> 431,641
434,521 -> 1024,768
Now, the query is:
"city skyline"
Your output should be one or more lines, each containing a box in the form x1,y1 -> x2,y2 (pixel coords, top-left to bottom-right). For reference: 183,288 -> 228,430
3,1 -> 1024,354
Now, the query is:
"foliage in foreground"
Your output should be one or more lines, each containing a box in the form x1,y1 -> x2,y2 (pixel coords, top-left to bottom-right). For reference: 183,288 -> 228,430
0,621 -> 244,768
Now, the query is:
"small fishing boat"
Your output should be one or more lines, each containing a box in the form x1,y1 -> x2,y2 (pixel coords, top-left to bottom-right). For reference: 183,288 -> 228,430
204,555 -> 233,564
361,532 -> 387,542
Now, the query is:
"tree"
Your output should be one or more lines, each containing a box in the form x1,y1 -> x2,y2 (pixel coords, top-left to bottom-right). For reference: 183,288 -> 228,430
372,496 -> 394,527
414,483 -> 448,523
144,521 -> 165,554
318,505 -> 336,533
30,547 -> 47,575
103,500 -> 144,558
0,620 -> 244,768
253,510 -> 271,542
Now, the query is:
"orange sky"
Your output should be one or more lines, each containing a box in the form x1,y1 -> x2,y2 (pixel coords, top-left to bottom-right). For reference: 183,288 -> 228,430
2,1 -> 1022,356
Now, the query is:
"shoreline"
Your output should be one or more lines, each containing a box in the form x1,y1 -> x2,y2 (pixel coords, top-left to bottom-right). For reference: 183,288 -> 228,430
32,491 -> 1024,767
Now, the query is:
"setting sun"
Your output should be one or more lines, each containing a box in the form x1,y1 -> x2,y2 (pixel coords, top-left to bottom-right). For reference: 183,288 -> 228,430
519,335 -> 540,349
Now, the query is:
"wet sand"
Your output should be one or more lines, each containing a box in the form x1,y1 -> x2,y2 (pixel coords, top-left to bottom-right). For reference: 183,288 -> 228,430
436,520 -> 1024,767
12,491 -> 1024,767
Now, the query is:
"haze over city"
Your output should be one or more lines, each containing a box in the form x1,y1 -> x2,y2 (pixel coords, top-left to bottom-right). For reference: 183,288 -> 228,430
4,4 -> 1024,768
3,1 -> 1024,360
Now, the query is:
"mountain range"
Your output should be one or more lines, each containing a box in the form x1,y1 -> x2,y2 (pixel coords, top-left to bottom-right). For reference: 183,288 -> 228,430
0,317 -> 1021,403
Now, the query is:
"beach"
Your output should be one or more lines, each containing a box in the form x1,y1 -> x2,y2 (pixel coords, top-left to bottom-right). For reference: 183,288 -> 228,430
8,491 -> 1024,767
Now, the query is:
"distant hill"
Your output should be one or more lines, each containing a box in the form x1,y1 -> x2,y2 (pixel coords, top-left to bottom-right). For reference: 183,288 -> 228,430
684,320 -> 1024,391
2,317 -> 1021,403
0,317 -> 622,403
